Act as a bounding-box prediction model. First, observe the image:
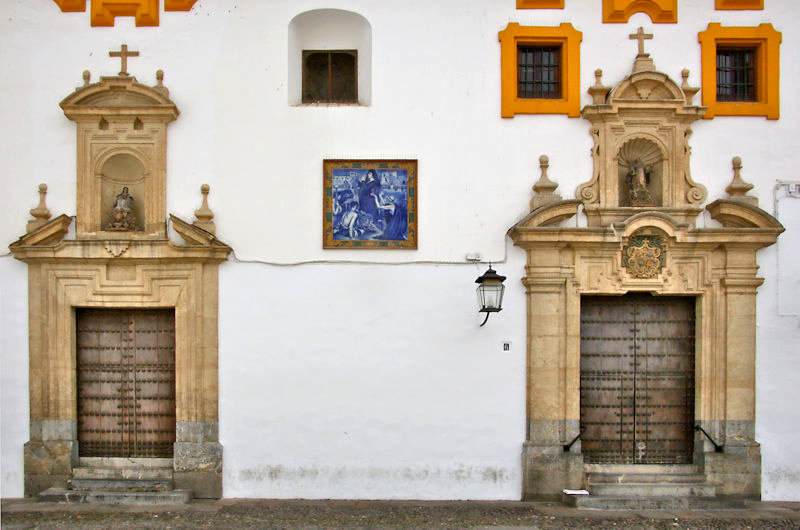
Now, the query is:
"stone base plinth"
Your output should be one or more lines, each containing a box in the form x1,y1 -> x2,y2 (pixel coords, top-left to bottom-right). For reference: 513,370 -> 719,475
174,437 -> 222,499
521,442 -> 584,500
704,444 -> 761,498
24,439 -> 77,497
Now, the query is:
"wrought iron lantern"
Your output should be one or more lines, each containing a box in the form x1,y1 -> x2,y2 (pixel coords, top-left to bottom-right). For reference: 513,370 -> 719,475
475,266 -> 506,326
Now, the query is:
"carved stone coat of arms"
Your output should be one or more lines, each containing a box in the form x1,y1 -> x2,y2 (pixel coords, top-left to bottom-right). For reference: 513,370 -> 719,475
622,234 -> 666,279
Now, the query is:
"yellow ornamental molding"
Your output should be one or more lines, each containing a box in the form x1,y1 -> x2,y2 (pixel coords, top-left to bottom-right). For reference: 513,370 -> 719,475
91,0 -> 158,26
602,0 -> 678,23
498,22 -> 583,118
517,0 -> 564,8
698,23 -> 781,119
52,0 -> 198,26
716,0 -> 763,9
52,0 -> 86,11
164,0 -> 198,10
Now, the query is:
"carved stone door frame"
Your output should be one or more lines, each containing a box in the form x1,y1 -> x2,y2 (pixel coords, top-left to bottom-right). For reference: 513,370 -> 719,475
10,225 -> 231,497
509,205 -> 782,499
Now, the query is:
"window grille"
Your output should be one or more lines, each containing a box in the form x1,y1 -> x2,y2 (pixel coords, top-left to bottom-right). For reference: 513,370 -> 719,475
517,45 -> 561,99
717,47 -> 756,102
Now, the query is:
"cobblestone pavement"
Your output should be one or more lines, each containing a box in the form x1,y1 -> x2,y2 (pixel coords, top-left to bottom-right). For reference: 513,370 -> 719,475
3,498 -> 800,529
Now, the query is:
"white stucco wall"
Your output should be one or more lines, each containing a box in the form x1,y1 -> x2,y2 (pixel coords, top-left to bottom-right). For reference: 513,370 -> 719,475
1,0 -> 799,500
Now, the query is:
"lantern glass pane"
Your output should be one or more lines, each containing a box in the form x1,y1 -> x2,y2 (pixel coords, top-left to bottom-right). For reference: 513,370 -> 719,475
477,281 -> 505,311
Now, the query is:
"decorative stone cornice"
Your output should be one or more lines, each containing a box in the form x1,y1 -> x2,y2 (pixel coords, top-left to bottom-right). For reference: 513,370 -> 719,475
707,199 -> 783,230
9,215 -> 231,263
11,215 -> 73,249
60,73 -> 179,122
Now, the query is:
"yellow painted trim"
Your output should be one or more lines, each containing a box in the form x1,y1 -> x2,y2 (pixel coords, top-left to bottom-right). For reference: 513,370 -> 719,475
52,0 -> 86,11
715,0 -> 764,10
164,0 -> 198,11
602,0 -> 678,23
498,22 -> 582,118
90,0 -> 158,26
517,0 -> 564,8
698,23 -> 781,119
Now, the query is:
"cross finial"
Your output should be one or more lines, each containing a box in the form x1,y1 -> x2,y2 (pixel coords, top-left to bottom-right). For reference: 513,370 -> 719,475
109,44 -> 139,77
629,27 -> 653,56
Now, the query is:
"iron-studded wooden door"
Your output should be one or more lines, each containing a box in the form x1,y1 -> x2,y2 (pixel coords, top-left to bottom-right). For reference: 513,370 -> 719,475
580,294 -> 695,464
77,308 -> 176,458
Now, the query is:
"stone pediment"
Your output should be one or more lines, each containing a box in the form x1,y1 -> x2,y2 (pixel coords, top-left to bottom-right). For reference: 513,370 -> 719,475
9,214 -> 231,262
9,214 -> 72,248
60,75 -> 178,121
707,199 -> 784,229
509,200 -> 581,230
609,71 -> 686,103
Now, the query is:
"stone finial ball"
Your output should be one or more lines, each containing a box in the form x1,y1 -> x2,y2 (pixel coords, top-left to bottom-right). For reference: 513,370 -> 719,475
732,156 -> 742,167
539,154 -> 549,165
201,184 -> 210,193
38,183 -> 48,192
82,70 -> 90,82
156,69 -> 164,81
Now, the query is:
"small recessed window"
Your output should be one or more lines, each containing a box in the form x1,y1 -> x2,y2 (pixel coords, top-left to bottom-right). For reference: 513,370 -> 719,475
302,50 -> 357,103
517,45 -> 562,99
716,47 -> 757,102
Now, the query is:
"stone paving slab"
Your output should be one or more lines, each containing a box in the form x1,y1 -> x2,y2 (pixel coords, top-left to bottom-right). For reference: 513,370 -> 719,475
2,498 -> 799,529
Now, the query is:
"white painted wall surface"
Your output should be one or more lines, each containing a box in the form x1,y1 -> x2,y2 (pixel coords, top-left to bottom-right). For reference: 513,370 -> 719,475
219,252 -> 527,499
1,0 -> 799,499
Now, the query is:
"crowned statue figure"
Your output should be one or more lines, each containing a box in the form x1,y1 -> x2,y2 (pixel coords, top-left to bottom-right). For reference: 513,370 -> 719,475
106,186 -> 137,230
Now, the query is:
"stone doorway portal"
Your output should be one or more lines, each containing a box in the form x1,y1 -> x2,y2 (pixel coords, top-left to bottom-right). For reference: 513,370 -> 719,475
580,294 -> 695,465
77,308 -> 176,459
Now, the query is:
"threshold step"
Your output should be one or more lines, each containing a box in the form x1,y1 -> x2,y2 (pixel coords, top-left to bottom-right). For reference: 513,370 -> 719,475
561,492 -> 746,510
37,488 -> 192,505
587,482 -> 716,497
69,478 -> 173,492
586,472 -> 706,484
72,467 -> 173,480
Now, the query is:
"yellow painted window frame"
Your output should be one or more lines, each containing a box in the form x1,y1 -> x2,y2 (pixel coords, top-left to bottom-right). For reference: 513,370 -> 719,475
498,23 -> 582,118
715,0 -> 763,10
698,23 -> 781,119
602,0 -> 678,24
517,0 -> 564,8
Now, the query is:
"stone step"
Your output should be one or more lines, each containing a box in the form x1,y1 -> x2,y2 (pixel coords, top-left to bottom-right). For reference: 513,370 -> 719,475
72,467 -> 173,480
79,457 -> 173,469
586,471 -> 706,484
587,482 -> 716,497
583,464 -> 698,474
69,478 -> 173,492
561,492 -> 745,510
37,488 -> 192,505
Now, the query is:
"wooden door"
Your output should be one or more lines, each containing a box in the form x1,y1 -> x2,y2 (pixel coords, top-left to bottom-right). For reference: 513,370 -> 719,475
76,308 -> 176,458
580,294 -> 695,464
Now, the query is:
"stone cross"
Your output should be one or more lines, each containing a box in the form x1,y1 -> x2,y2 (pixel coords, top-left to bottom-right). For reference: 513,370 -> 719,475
109,44 -> 139,77
629,27 -> 653,56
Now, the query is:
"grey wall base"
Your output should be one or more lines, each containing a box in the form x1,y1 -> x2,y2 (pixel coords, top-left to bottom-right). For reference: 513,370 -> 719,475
702,443 -> 761,497
24,439 -> 77,497
521,442 -> 584,500
173,424 -> 222,499
696,420 -> 761,498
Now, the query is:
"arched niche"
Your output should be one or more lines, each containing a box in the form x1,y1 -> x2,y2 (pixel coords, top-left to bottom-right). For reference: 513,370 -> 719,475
288,9 -> 372,105
99,152 -> 147,231
616,138 -> 665,207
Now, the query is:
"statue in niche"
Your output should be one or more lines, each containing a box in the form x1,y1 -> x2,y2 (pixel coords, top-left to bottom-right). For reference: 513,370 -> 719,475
106,186 -> 137,231
627,159 -> 655,207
